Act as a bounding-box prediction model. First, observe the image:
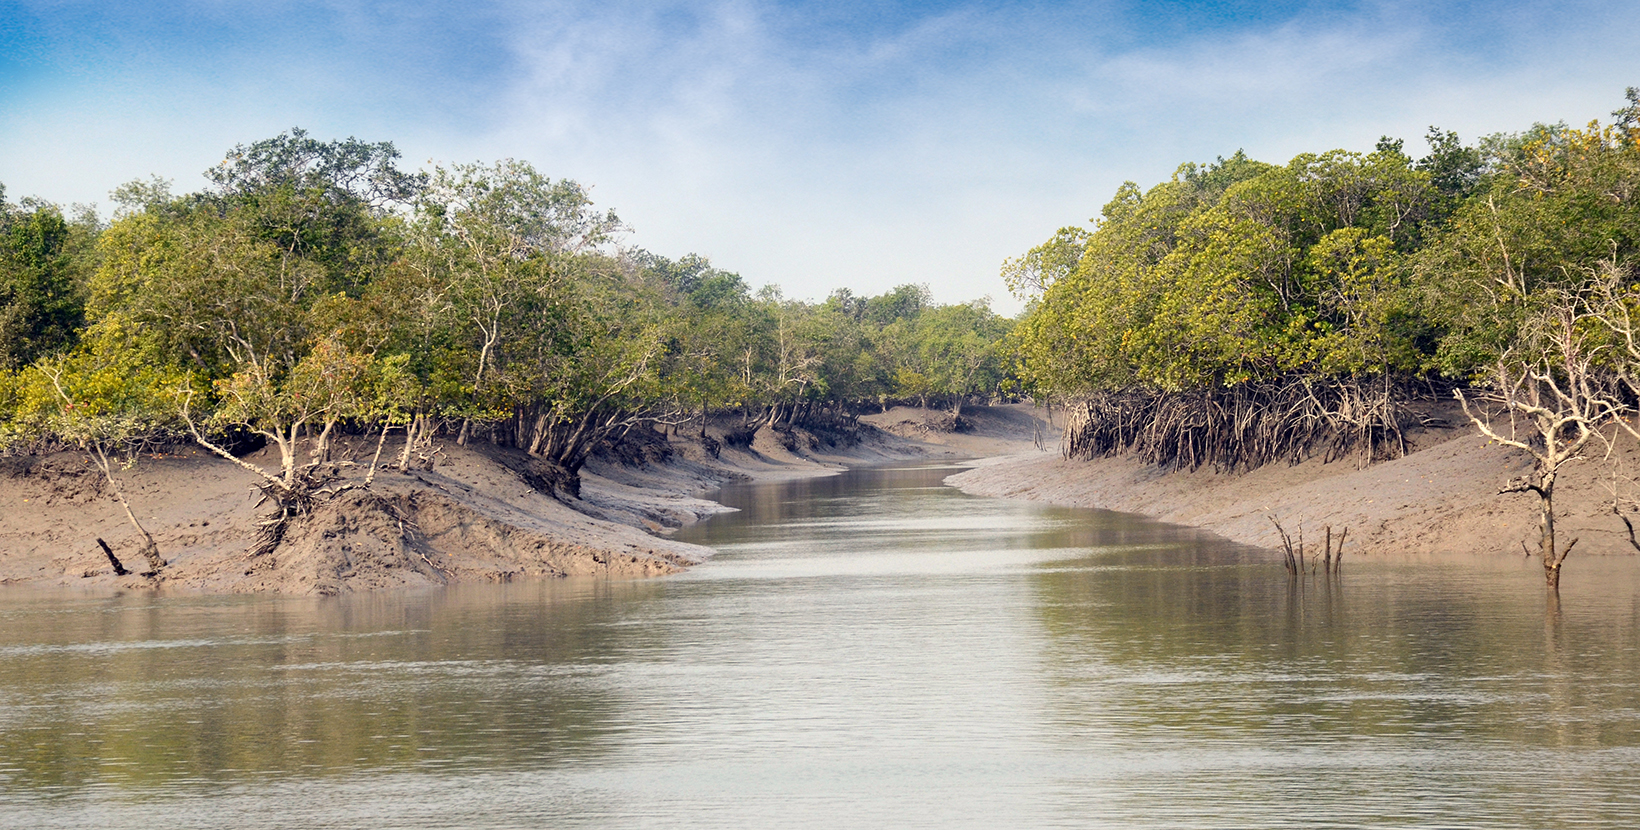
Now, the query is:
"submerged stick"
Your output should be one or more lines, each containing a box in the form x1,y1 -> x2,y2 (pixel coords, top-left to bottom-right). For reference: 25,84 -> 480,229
96,538 -> 129,576
1269,517 -> 1349,576
1269,515 -> 1299,575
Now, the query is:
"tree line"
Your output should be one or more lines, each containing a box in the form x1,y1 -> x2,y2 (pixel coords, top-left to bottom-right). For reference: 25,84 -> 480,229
1007,88 -> 1640,589
0,129 -> 1014,562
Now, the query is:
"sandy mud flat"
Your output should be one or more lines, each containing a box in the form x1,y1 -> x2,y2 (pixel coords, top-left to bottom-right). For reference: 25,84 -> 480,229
948,401 -> 1640,559
0,405 -> 1048,595
9,398 -> 1624,596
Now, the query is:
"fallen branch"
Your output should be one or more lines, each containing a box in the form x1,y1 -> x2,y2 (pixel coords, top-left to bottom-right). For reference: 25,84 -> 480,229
96,538 -> 129,576
1618,509 -> 1640,555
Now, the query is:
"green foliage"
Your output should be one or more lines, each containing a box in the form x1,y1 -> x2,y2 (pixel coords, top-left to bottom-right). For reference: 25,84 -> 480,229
880,300 -> 1012,408
637,250 -> 749,310
1417,128 -> 1484,202
860,283 -> 931,326
0,315 -> 189,453
205,127 -> 426,208
110,176 -> 175,219
2,129 -> 1017,485
0,197 -> 88,369
1014,143 -> 1444,394
1011,88 -> 1640,488
209,335 -> 373,440
1415,119 -> 1640,377
93,206 -> 325,377
1001,226 -> 1088,298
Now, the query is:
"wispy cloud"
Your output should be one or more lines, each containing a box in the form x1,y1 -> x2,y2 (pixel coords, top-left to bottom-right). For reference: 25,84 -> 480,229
2,0 -> 1637,310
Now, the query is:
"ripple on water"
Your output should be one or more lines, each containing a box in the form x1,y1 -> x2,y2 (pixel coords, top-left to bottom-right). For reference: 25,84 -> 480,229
3,462 -> 1640,828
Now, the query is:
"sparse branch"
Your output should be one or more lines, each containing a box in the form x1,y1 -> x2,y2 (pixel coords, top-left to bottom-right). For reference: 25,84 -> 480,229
180,389 -> 289,493
1456,281 -> 1621,591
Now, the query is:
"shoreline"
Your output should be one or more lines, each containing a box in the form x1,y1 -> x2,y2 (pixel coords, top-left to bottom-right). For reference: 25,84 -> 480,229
0,404 -> 1049,595
946,405 -> 1640,560
11,396 -> 1624,597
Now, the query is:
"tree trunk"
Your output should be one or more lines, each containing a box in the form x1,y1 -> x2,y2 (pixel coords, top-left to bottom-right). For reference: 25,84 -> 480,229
271,423 -> 299,487
1535,481 -> 1577,591
365,420 -> 392,486
395,414 -> 420,472
1539,487 -> 1556,581
89,443 -> 163,574
527,411 -> 550,455
315,418 -> 337,463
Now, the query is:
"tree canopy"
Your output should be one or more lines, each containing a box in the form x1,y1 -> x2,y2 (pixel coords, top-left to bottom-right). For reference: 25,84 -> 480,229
0,131 -> 1018,510
1010,98 -> 1640,435
1006,91 -> 1640,585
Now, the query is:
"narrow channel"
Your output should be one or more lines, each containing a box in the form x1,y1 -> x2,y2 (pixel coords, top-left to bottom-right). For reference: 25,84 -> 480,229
3,460 -> 1639,828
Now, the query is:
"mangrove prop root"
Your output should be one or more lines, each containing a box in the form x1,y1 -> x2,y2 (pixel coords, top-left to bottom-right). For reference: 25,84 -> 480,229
1063,376 -> 1415,474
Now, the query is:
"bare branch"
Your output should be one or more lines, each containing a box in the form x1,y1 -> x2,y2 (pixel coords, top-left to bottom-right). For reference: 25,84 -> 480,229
180,389 -> 288,492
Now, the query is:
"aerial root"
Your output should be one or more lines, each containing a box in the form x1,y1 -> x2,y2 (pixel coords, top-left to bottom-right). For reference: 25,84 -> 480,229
1064,376 -> 1414,473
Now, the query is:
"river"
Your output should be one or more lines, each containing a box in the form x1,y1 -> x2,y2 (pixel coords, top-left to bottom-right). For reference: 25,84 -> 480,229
3,461 -> 1640,828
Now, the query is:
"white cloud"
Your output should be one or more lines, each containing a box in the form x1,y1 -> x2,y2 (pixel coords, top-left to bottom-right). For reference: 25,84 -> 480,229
5,0 -> 1639,314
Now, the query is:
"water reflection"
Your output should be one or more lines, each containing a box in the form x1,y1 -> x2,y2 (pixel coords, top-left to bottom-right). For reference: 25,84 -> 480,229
1033,541 -> 1640,827
3,461 -> 1640,828
0,580 -> 653,794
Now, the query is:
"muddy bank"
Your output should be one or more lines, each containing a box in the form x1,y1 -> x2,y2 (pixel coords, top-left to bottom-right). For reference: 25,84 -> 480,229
1,440 -> 713,595
0,405 -> 1047,595
859,403 -> 1055,458
948,401 -> 1640,559
12,396 -> 1635,595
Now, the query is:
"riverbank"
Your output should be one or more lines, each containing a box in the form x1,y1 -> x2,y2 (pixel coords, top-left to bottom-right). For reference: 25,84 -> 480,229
14,395 -> 1608,596
0,404 -> 1050,594
947,399 -> 1640,559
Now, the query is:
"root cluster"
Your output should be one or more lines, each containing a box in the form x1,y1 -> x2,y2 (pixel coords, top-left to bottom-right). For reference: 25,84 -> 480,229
249,465 -> 349,558
1062,376 -> 1412,472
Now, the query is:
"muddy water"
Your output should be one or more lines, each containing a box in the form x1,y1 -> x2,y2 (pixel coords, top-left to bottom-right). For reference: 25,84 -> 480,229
4,461 -> 1640,828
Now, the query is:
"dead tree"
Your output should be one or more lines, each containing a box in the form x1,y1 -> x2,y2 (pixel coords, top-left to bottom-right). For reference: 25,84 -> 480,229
84,443 -> 165,574
36,363 -> 165,574
1456,296 -> 1619,591
97,539 -> 130,576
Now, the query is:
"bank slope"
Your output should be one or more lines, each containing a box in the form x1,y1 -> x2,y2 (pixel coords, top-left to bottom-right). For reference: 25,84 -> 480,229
949,416 -> 1640,559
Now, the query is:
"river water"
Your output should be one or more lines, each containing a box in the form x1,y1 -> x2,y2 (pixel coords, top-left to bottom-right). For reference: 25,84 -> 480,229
4,461 -> 1640,828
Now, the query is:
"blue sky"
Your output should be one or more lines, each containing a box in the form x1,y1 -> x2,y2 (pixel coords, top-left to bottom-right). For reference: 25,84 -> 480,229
3,1 -> 1637,312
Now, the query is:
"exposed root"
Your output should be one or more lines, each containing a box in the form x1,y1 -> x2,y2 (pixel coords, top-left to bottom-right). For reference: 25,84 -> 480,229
1064,375 -> 1414,473
136,538 -> 164,575
248,464 -> 352,558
